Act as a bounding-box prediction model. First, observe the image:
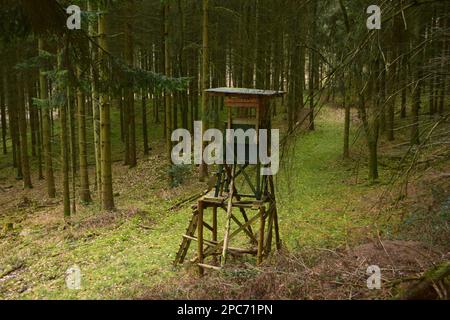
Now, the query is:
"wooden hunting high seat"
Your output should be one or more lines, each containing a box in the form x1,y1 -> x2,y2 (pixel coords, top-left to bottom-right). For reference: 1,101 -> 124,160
174,88 -> 285,275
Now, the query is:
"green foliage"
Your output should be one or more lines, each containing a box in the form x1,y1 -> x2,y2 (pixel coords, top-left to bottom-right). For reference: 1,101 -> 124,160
107,57 -> 190,94
14,50 -> 56,71
32,98 -> 50,110
168,164 -> 192,188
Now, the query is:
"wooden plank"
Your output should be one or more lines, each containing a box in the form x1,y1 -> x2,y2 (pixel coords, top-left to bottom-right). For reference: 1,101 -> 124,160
212,206 -> 218,264
230,212 -> 258,243
264,205 -> 274,255
221,166 -> 236,267
268,177 -> 281,250
232,202 -> 264,209
225,97 -> 259,108
197,201 -> 204,276
173,209 -> 198,266
185,235 -> 257,255
206,87 -> 285,97
237,207 -> 255,243
203,221 -> 213,232
257,206 -> 266,265
193,210 -> 263,263
183,234 -> 217,245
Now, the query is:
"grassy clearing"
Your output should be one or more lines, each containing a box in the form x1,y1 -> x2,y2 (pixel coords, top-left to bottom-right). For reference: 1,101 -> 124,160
0,107 -> 404,299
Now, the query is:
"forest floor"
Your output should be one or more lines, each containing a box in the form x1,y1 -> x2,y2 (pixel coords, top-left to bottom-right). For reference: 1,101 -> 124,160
0,106 -> 449,299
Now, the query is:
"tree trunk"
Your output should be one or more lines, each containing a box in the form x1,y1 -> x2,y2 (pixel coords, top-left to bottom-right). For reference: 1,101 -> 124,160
98,2 -> 114,211
411,69 -> 422,146
39,38 -> 56,198
438,20 -> 447,115
1,66 -> 7,155
386,56 -> 396,142
77,66 -> 92,204
68,88 -> 77,214
359,83 -> 379,183
199,0 -> 209,181
308,0 -> 318,131
7,63 -> 22,179
17,72 -> 32,189
164,3 -> 173,162
88,0 -> 102,196
58,45 -> 71,218
343,78 -> 350,158
125,3 -> 136,168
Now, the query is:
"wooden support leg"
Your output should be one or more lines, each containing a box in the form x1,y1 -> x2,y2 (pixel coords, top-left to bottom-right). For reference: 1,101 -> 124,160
273,206 -> 281,250
198,200 -> 204,276
265,205 -> 274,255
221,167 -> 235,267
212,206 -> 218,264
257,206 -> 266,265
268,177 -> 281,250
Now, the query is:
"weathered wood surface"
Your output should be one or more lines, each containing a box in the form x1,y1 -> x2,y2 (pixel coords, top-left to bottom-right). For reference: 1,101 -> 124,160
206,87 -> 285,97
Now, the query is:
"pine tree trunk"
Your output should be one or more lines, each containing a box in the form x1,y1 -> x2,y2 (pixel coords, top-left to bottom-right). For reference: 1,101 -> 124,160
359,83 -> 379,183
31,80 -> 44,180
28,79 -> 37,158
308,1 -> 318,131
77,66 -> 92,204
379,64 -> 386,133
401,75 -> 407,119
0,66 -> 7,155
36,106 -> 43,180
438,20 -> 447,115
142,87 -> 149,155
58,45 -> 71,218
164,4 -> 173,161
88,0 -> 101,196
411,71 -> 421,146
123,95 -> 130,165
17,72 -> 32,189
125,12 -> 136,168
343,79 -> 350,158
199,0 -> 209,181
7,65 -> 22,179
68,88 -> 77,214
140,50 -> 150,156
98,2 -> 114,211
386,53 -> 396,142
39,38 -> 56,198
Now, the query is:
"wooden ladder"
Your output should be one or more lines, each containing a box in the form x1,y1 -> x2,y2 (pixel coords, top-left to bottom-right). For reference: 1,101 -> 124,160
173,208 -> 198,266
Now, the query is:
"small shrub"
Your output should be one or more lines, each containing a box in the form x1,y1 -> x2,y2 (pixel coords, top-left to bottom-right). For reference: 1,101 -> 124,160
168,164 -> 192,188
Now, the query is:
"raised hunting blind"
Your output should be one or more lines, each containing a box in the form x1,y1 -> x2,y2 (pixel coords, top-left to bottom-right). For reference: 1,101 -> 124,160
174,88 -> 285,275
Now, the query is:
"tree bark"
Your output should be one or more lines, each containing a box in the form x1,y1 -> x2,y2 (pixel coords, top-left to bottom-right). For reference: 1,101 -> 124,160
98,2 -> 114,211
17,72 -> 32,189
1,66 -> 7,155
77,66 -> 92,204
58,45 -> 70,218
88,0 -> 101,196
199,0 -> 209,181
39,38 -> 56,198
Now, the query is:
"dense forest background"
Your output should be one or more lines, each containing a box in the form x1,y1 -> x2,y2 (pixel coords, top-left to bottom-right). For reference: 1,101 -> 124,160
0,0 -> 449,300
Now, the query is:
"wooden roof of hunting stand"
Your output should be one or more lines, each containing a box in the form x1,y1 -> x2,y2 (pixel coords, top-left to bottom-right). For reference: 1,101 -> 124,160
206,87 -> 284,113
206,87 -> 285,129
174,87 -> 285,276
206,87 -> 285,97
